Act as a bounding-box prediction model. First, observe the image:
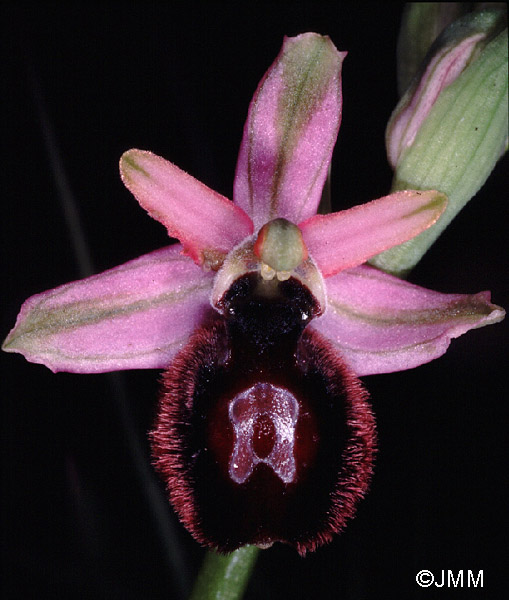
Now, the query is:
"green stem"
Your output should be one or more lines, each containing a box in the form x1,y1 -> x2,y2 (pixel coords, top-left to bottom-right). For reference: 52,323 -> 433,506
188,546 -> 260,600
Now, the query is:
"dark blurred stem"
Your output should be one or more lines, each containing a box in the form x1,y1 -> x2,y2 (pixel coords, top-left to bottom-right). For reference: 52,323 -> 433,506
189,547 -> 260,600
26,50 -> 191,598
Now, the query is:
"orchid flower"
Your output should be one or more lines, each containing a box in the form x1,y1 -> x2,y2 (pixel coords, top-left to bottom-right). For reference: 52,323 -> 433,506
3,33 -> 504,554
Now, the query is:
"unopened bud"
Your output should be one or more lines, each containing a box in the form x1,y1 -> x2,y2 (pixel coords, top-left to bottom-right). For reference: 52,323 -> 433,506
387,9 -> 506,169
371,9 -> 507,276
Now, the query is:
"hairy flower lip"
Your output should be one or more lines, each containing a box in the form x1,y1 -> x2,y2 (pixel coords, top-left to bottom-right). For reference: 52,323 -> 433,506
151,318 -> 376,555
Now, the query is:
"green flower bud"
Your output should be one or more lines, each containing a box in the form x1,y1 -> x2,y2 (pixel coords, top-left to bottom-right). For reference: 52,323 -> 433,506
397,2 -> 470,96
371,9 -> 507,276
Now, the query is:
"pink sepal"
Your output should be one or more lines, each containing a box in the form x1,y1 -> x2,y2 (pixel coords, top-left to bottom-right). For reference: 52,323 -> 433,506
234,33 -> 345,229
311,264 -> 505,376
2,245 -> 214,373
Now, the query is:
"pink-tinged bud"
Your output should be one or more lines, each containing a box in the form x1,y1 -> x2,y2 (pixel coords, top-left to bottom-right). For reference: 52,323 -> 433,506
396,2 -> 470,96
387,8 -> 506,169
373,9 -> 507,276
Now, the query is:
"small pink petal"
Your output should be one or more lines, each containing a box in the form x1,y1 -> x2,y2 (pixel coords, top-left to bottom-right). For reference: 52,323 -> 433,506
234,33 -> 345,229
299,190 -> 447,277
121,150 -> 253,268
311,264 -> 505,376
2,245 -> 214,373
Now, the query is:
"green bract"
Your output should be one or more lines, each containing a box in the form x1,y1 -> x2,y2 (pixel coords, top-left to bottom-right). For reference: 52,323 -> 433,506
371,9 -> 508,277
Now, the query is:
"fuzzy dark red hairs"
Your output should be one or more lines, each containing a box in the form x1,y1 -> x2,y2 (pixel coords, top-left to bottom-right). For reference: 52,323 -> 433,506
151,274 -> 376,555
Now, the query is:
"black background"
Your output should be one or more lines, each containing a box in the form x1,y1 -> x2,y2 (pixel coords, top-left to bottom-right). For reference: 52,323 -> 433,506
2,3 -> 508,599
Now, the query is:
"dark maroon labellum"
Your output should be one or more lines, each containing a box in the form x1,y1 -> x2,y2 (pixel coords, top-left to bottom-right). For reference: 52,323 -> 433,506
151,274 -> 376,555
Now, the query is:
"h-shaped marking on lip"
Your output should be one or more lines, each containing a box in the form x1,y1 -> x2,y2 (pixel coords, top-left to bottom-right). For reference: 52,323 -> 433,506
228,383 -> 299,484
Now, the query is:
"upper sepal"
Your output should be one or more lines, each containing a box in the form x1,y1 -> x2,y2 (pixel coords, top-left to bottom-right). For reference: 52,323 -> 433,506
234,33 -> 345,229
120,150 -> 253,269
2,245 -> 214,373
